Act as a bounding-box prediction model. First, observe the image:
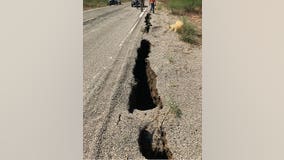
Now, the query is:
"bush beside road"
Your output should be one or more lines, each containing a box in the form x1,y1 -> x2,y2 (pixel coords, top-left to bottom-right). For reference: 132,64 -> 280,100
84,0 -> 130,10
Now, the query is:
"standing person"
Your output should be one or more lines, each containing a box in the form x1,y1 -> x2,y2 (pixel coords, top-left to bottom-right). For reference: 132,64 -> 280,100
149,0 -> 156,13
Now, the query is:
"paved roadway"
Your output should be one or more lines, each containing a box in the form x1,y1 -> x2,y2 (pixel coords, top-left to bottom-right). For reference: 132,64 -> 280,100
84,2 -> 145,96
83,3 -> 148,159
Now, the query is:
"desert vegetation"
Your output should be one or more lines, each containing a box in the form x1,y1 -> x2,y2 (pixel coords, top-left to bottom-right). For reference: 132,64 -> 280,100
83,0 -> 130,10
160,0 -> 202,44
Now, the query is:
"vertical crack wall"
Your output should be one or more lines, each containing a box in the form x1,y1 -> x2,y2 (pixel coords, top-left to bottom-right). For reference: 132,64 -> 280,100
146,59 -> 163,109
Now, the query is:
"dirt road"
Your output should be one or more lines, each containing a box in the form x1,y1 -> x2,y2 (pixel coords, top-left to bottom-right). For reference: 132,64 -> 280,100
84,3 -> 201,160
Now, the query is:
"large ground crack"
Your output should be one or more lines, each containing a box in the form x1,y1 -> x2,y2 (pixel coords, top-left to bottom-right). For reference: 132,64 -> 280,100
138,125 -> 173,159
144,13 -> 152,33
128,14 -> 173,159
128,39 -> 162,113
128,39 -> 173,159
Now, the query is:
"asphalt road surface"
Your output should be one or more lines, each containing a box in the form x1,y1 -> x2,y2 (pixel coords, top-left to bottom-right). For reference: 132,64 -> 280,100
83,3 -> 148,159
84,3 -> 145,96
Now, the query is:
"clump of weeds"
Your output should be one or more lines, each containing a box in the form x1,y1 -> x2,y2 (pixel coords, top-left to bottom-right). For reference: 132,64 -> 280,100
167,0 -> 202,14
168,56 -> 174,64
168,98 -> 182,118
177,17 -> 200,44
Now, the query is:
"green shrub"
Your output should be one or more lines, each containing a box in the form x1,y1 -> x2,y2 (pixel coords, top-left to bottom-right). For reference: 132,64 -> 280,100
177,17 -> 199,44
83,0 -> 107,9
168,99 -> 182,118
168,0 -> 202,13
83,0 -> 130,9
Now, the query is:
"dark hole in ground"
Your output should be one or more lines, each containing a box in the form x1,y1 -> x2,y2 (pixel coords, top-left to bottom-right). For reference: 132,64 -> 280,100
138,127 -> 171,159
128,39 -> 156,113
144,13 -> 152,33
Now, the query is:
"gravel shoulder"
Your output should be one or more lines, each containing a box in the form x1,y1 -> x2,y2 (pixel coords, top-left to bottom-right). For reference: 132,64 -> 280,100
141,8 -> 202,159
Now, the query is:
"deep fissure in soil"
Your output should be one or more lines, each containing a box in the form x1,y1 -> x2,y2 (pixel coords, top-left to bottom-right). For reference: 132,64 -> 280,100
138,126 -> 173,159
128,39 -> 156,113
144,13 -> 152,33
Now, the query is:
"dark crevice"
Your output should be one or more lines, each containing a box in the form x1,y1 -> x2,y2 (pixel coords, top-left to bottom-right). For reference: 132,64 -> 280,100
144,13 -> 152,33
128,39 -> 156,113
138,126 -> 173,159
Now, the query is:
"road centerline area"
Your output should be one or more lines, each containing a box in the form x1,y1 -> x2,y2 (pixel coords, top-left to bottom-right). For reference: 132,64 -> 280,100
119,8 -> 147,47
